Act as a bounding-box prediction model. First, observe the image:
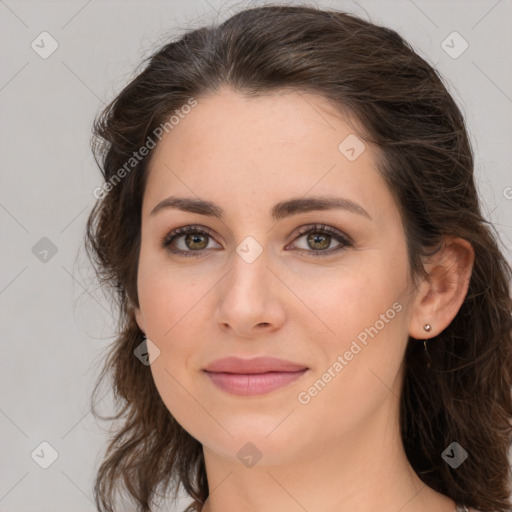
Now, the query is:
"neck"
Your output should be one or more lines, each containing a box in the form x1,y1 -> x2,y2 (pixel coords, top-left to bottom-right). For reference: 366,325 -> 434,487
198,392 -> 456,512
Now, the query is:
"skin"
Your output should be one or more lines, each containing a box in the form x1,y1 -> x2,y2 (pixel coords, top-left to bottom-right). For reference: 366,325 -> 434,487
134,87 -> 474,512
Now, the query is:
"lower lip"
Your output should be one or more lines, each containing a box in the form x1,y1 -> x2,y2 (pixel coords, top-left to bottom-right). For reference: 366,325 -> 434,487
204,369 -> 308,396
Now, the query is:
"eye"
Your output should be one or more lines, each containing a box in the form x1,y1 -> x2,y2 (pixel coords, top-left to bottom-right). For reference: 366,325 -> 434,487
288,224 -> 353,256
161,225 -> 220,257
161,223 -> 353,258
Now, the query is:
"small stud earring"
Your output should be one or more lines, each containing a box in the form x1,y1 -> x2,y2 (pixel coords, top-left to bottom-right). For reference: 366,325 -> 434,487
423,324 -> 432,332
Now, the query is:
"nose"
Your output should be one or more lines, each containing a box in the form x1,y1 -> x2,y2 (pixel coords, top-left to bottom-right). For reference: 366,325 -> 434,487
214,247 -> 286,338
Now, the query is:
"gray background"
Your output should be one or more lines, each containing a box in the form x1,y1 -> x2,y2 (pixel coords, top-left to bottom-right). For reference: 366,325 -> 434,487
1,0 -> 511,511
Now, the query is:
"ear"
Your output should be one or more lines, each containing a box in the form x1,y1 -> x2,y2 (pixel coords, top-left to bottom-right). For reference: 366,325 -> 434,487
409,236 -> 474,339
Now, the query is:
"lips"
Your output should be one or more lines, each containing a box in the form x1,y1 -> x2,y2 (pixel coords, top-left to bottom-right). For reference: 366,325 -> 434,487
203,356 -> 308,374
202,356 -> 309,396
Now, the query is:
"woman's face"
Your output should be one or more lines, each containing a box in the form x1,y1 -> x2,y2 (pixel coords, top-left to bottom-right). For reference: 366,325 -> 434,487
134,87 -> 419,465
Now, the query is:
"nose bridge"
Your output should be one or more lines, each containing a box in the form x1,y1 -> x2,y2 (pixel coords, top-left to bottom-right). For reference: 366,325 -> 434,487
227,234 -> 271,297
214,234 -> 284,334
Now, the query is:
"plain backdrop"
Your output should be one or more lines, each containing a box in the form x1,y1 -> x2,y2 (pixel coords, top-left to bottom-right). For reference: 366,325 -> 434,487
1,0 -> 511,511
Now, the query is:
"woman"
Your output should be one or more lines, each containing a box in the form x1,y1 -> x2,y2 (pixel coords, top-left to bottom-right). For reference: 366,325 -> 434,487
85,4 -> 512,512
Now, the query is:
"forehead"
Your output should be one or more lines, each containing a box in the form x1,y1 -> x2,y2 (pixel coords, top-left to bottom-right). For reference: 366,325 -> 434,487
143,87 -> 397,224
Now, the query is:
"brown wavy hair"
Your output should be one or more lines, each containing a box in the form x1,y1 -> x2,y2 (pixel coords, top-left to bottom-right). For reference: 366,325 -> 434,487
85,4 -> 512,511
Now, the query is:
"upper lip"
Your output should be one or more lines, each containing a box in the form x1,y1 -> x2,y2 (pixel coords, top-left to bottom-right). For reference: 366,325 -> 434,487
203,356 -> 308,374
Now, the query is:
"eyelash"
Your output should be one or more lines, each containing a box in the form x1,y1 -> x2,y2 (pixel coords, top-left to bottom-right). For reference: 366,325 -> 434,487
161,223 -> 353,258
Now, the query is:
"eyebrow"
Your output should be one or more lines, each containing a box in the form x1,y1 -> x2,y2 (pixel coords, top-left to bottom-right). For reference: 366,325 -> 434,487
150,195 -> 371,221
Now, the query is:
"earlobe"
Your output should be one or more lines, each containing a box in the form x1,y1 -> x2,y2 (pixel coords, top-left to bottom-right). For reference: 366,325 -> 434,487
409,236 -> 474,339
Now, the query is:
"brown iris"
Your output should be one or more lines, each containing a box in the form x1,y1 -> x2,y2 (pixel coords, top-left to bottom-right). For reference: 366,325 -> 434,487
307,232 -> 331,250
185,233 -> 209,250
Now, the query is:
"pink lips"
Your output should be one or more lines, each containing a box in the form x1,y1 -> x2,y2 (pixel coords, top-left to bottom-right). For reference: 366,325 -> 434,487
203,356 -> 309,396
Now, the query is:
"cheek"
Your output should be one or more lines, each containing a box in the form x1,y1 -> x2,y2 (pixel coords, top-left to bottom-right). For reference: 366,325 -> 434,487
136,250 -> 211,358
309,262 -> 410,396
136,245 -> 206,337
293,277 -> 408,442
308,261 -> 406,341
137,264 -> 207,430
138,275 -> 210,376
